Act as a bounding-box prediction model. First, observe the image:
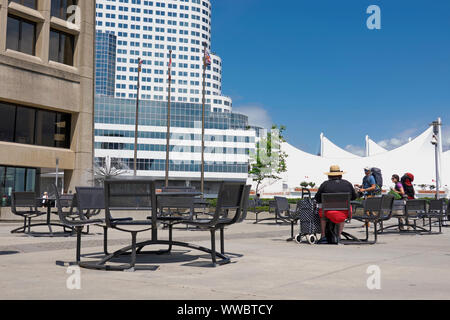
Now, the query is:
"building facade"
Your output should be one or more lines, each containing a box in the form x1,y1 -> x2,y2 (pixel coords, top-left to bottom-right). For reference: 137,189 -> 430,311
95,0 -> 232,112
93,1 -> 256,192
0,0 -> 95,208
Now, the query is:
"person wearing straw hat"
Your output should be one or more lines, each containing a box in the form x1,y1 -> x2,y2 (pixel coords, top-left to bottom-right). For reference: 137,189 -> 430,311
314,165 -> 357,244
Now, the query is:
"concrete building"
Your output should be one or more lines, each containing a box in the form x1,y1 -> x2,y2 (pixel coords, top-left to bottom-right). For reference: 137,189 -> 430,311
0,0 -> 95,210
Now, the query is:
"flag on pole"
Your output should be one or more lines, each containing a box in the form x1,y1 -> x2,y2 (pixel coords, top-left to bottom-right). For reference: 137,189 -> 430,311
204,47 -> 211,66
168,51 -> 172,81
138,58 -> 143,72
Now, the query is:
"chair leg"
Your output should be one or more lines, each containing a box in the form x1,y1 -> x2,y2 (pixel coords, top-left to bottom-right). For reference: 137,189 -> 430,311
373,221 -> 378,243
210,229 -> 217,266
28,217 -> 32,233
76,227 -> 82,263
168,224 -> 173,253
220,227 -> 225,254
103,226 -> 109,255
130,232 -> 137,269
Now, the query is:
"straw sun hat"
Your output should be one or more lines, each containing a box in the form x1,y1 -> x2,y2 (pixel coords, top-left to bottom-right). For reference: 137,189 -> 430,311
324,165 -> 346,176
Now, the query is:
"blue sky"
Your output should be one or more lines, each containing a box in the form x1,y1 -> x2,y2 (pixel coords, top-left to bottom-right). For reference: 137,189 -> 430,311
211,0 -> 450,154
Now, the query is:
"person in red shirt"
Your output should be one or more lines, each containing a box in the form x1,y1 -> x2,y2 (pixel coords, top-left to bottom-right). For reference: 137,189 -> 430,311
314,165 -> 357,244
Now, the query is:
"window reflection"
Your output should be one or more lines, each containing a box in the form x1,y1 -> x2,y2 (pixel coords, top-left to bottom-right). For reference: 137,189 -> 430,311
6,15 -> 36,56
0,102 -> 71,148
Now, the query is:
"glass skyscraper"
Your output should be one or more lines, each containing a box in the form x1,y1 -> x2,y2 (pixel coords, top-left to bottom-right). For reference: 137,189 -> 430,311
93,1 -> 257,191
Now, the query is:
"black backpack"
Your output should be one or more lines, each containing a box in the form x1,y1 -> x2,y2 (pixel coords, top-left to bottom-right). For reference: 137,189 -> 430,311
371,167 -> 383,194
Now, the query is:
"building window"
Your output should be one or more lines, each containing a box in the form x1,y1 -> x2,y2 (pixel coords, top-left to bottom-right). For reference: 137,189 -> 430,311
51,0 -> 78,20
0,166 -> 37,207
0,102 -> 72,148
49,28 -> 75,66
8,0 -> 37,10
0,102 -> 16,142
6,15 -> 36,56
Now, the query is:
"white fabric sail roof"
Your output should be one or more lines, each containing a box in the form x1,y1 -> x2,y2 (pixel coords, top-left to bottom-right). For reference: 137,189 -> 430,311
367,137 -> 388,156
321,135 -> 362,159
256,126 -> 449,194
442,150 -> 450,188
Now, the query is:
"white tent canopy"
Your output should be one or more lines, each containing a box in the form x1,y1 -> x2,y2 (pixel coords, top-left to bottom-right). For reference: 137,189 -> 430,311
366,136 -> 388,156
321,134 -> 362,159
254,125 -> 448,195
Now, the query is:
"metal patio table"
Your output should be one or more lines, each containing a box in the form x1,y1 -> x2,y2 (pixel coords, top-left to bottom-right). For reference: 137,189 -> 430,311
78,189 -> 232,271
36,197 -> 73,235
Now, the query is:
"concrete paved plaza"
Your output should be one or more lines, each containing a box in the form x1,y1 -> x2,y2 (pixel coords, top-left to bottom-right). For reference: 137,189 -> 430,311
0,214 -> 450,300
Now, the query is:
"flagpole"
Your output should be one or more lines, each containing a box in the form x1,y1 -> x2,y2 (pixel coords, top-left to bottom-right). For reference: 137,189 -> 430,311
165,50 -> 172,187
133,57 -> 142,176
200,42 -> 207,196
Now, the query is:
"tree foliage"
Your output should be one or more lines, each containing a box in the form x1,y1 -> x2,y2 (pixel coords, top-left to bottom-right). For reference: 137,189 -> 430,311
249,125 -> 288,194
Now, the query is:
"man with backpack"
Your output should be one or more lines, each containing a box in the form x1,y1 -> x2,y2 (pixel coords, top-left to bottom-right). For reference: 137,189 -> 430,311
355,167 -> 382,228
355,167 -> 378,198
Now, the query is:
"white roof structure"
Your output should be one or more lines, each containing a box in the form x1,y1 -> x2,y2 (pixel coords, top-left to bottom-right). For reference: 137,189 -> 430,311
366,136 -> 388,156
254,125 -> 449,195
321,134 -> 362,159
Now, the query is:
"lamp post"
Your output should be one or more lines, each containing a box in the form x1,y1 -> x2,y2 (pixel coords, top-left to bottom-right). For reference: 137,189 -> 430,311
431,118 -> 442,199
133,58 -> 143,176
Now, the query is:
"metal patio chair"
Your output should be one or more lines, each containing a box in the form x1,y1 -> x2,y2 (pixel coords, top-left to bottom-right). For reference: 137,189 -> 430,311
274,196 -> 301,241
172,181 -> 248,266
352,195 -> 395,243
78,178 -> 158,271
162,186 -> 207,218
158,196 -> 195,231
253,199 -> 281,224
422,199 -> 447,234
237,186 -> 251,224
10,192 -> 47,234
321,193 -> 362,245
53,184 -> 104,263
403,199 -> 429,233
217,185 -> 251,254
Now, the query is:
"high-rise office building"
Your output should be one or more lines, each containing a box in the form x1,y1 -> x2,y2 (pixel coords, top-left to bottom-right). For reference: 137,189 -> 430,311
95,0 -> 232,112
93,1 -> 256,192
0,0 -> 95,213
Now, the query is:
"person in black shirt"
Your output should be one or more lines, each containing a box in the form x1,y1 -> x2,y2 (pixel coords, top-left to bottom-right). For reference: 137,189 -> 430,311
314,165 -> 357,244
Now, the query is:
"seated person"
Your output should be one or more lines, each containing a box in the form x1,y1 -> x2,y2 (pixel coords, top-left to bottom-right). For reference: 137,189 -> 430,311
314,165 -> 357,244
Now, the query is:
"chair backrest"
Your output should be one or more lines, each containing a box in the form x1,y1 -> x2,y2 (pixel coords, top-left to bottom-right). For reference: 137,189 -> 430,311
321,193 -> 352,220
237,185 -> 251,223
11,192 -> 37,214
52,184 -> 77,226
74,187 -> 105,215
405,199 -> 427,217
158,196 -> 194,210
364,195 -> 394,218
274,197 -> 290,212
428,199 -> 446,214
209,182 -> 246,225
162,186 -> 196,193
103,178 -> 157,226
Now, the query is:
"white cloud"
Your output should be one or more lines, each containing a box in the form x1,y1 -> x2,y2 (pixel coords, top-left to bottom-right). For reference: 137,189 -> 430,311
376,128 -> 421,150
232,104 -> 273,129
344,145 -> 365,156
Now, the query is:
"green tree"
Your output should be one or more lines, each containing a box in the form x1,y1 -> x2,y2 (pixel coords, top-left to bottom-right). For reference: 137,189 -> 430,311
308,182 -> 316,189
249,125 -> 288,195
300,181 -> 309,188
